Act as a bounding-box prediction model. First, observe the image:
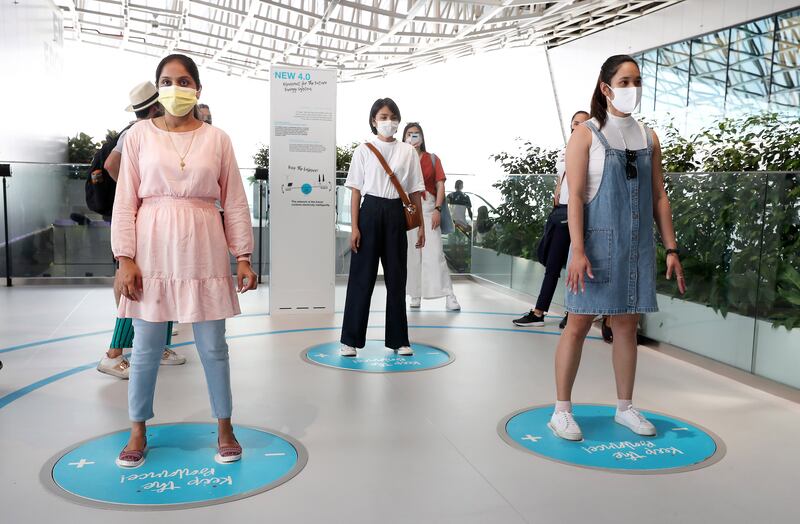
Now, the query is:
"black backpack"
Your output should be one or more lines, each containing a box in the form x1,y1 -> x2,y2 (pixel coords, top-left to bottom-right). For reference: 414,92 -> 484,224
85,123 -> 134,217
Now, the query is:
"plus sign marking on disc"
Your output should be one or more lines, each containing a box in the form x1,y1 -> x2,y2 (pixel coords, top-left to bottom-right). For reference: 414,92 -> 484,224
303,340 -> 454,373
44,423 -> 307,509
500,404 -> 725,474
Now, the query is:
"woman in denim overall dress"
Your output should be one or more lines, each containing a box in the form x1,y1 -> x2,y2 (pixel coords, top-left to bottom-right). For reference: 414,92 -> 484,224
548,55 -> 687,441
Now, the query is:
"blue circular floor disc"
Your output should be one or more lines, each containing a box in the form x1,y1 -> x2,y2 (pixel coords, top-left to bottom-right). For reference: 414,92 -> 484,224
304,340 -> 453,373
49,423 -> 306,508
502,404 -> 723,473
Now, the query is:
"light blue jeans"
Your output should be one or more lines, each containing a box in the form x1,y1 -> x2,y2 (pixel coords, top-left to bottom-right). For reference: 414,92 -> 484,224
129,319 -> 232,422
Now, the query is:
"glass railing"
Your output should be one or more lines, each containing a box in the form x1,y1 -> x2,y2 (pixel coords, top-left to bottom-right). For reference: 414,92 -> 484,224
0,161 -> 268,279
2,163 -> 797,388
468,171 -> 800,389
335,173 -> 479,276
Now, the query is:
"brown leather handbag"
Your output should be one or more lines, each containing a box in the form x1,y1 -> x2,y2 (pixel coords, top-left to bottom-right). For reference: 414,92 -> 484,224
365,143 -> 422,231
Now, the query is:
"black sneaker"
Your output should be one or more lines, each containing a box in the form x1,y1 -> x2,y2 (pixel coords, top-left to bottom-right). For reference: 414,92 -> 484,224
513,310 -> 545,327
559,313 -> 569,330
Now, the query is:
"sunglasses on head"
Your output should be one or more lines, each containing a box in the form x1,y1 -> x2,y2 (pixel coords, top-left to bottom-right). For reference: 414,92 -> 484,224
625,150 -> 638,180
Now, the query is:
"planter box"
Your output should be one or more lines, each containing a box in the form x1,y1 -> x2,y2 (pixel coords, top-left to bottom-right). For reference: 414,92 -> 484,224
641,293 -> 800,388
753,324 -> 800,389
471,246 -> 512,287
510,255 -> 566,308
469,250 -> 800,389
640,293 -> 757,371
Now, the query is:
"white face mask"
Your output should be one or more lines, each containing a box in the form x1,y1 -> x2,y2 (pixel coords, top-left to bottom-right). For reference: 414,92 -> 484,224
406,132 -> 422,146
376,120 -> 399,138
607,86 -> 642,114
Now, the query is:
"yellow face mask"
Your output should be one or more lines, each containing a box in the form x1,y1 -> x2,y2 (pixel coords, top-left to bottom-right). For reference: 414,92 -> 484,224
158,86 -> 198,117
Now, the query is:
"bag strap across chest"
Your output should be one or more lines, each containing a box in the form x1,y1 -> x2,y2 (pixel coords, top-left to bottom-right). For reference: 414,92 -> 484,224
365,142 -> 412,207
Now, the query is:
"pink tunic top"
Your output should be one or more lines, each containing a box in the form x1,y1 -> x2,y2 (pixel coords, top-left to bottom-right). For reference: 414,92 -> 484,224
111,119 -> 254,323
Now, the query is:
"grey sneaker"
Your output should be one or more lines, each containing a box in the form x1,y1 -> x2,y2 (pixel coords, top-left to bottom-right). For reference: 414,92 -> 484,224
446,295 -> 461,311
160,348 -> 186,365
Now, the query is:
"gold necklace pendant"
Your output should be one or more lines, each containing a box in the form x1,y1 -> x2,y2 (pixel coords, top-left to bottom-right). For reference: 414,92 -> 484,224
163,117 -> 196,173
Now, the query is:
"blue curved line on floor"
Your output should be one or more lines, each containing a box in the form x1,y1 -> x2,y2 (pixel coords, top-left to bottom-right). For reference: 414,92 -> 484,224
0,330 -> 114,355
0,324 -> 598,410
0,311 -> 563,354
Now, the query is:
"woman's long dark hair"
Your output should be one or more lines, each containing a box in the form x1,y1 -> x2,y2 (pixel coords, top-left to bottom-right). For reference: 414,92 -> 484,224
590,55 -> 638,130
402,122 -> 426,153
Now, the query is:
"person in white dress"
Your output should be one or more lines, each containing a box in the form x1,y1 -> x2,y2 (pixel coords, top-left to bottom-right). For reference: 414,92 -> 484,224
403,122 -> 460,311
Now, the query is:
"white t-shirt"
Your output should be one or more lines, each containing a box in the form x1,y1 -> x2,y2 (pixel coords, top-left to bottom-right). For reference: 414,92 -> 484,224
561,114 -> 649,205
555,147 -> 567,205
113,128 -> 129,154
345,138 -> 425,199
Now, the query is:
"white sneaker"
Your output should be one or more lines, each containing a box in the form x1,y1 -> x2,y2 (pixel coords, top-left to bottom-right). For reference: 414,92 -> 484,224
547,410 -> 584,441
97,355 -> 130,379
160,348 -> 187,366
340,345 -> 357,357
446,295 -> 461,311
615,406 -> 657,436
409,297 -> 421,308
396,346 -> 414,356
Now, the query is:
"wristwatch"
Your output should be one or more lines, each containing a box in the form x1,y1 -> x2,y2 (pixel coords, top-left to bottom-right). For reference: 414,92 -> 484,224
434,205 -> 442,212
665,248 -> 681,257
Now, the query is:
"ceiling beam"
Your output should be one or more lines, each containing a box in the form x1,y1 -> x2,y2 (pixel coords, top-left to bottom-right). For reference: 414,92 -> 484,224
353,0 -> 427,55
205,0 -> 261,69
282,0 -> 342,58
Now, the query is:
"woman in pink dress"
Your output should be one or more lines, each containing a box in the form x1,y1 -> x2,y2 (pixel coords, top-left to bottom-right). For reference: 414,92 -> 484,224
111,54 -> 257,468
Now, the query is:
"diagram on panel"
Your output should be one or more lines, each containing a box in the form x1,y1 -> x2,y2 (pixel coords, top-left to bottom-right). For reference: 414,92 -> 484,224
281,173 -> 332,194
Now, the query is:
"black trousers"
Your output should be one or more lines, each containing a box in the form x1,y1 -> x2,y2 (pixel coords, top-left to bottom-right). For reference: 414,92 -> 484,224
341,195 -> 410,349
535,205 -> 571,312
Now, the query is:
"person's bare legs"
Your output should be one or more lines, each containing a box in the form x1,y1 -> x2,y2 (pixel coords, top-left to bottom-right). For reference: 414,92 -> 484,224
609,314 -> 656,435
555,313 -> 594,402
610,314 -> 640,400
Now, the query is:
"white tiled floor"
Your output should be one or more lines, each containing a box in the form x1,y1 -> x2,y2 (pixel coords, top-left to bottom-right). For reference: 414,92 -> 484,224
1,282 -> 799,523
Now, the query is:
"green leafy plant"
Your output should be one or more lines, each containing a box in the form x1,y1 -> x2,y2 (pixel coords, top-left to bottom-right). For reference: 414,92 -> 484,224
101,129 -> 120,146
482,141 -> 559,257
656,114 -> 800,330
67,132 -> 99,179
336,142 -> 359,184
253,143 -> 269,169
247,144 -> 270,184
490,114 -> 800,330
67,132 -> 99,164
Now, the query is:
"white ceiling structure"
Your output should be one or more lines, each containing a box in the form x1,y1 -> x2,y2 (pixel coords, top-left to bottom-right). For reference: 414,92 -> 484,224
55,0 -> 685,81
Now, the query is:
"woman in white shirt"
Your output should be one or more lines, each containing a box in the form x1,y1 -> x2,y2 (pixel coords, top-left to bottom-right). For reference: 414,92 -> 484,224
340,98 -> 426,357
513,110 -> 589,329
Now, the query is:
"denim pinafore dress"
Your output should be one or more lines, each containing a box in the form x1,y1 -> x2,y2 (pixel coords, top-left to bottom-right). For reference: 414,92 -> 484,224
565,120 -> 658,316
